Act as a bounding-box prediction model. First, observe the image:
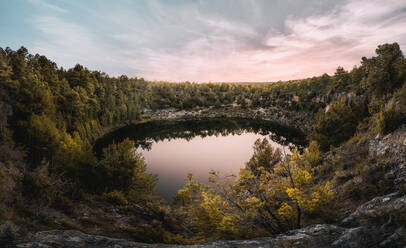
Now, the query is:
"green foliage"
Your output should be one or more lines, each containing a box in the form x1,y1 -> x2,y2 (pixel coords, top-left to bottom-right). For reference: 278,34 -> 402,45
1,46 -> 163,206
361,42 -> 406,97
331,67 -> 351,93
301,141 -> 321,168
53,196 -> 74,213
246,138 -> 282,174
28,114 -> 61,163
102,190 -> 128,205
0,221 -> 19,243
23,163 -> 64,206
54,132 -> 98,194
330,142 -> 394,208
98,138 -> 157,203
0,168 -> 3,202
377,100 -> 404,135
376,84 -> 406,135
368,97 -> 385,115
312,98 -> 360,151
140,113 -> 152,120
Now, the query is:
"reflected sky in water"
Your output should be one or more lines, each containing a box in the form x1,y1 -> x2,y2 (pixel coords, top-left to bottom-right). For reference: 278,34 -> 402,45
94,118 -> 305,202
139,132 -> 289,202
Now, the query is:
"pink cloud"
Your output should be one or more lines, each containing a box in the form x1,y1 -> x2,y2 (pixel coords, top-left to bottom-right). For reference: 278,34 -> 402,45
137,0 -> 406,82
31,0 -> 406,82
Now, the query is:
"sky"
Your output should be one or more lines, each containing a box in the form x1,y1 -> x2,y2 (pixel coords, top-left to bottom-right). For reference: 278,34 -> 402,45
1,0 -> 406,82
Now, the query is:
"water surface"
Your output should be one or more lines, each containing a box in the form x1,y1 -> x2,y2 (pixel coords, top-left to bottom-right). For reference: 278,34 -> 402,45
95,118 -> 306,201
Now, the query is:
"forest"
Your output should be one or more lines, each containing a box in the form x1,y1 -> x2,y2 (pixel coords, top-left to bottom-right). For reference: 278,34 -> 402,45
0,43 -> 405,244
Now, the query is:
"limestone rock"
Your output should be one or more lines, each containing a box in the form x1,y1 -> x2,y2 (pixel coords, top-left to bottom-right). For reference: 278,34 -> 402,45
16,225 -> 345,248
342,192 -> 406,227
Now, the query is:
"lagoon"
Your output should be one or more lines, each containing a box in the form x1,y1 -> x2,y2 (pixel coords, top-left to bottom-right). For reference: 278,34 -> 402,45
95,118 -> 305,202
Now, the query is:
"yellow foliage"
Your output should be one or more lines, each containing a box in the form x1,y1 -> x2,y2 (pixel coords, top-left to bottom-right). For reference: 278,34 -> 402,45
174,138 -> 334,241
278,202 -> 294,219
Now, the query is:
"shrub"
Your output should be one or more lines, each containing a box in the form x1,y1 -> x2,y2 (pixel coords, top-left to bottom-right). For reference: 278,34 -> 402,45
333,156 -> 393,207
311,98 -> 359,151
0,221 -> 19,243
97,138 -> 157,202
53,196 -> 74,213
102,190 -> 128,205
368,98 -> 385,115
377,101 -> 403,135
23,163 -> 64,206
141,113 -> 152,120
0,168 -> 3,202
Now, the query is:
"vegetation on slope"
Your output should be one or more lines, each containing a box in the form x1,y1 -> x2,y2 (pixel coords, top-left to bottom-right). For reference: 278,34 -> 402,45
0,43 -> 405,244
170,43 -> 406,243
173,140 -> 334,242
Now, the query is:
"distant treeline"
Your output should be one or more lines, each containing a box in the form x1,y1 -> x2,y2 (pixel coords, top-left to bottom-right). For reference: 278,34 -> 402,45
94,118 -> 307,157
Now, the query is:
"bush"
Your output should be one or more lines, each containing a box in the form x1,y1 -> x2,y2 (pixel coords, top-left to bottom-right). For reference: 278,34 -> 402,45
141,113 -> 152,120
97,138 -> 157,202
368,98 -> 385,115
0,168 -> 3,202
23,164 -> 64,206
102,190 -> 128,205
311,98 -> 359,151
53,196 -> 74,213
0,221 -> 19,243
377,101 -> 403,135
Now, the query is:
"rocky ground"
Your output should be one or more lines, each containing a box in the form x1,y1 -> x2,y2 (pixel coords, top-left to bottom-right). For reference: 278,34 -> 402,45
369,125 -> 406,192
11,191 -> 406,247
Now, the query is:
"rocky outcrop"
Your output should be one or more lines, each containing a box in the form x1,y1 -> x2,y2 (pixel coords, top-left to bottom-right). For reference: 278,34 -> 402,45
336,192 -> 406,247
13,225 -> 343,248
369,124 -> 406,192
342,192 -> 406,227
14,192 -> 406,248
146,106 -> 314,134
369,124 -> 406,163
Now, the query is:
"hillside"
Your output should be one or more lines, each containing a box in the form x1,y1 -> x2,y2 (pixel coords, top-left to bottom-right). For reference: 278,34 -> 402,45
0,43 -> 406,247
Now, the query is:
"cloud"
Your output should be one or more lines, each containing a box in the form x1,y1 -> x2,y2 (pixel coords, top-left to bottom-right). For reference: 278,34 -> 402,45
109,0 -> 406,82
28,0 -> 68,13
30,0 -> 406,82
33,16 -> 100,66
32,16 -> 140,76
256,0 -> 406,80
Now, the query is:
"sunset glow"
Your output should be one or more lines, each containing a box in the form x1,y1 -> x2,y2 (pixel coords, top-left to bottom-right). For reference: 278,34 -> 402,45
1,0 -> 406,82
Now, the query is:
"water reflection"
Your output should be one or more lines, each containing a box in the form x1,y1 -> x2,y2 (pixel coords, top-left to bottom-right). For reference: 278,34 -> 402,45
94,118 -> 306,202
